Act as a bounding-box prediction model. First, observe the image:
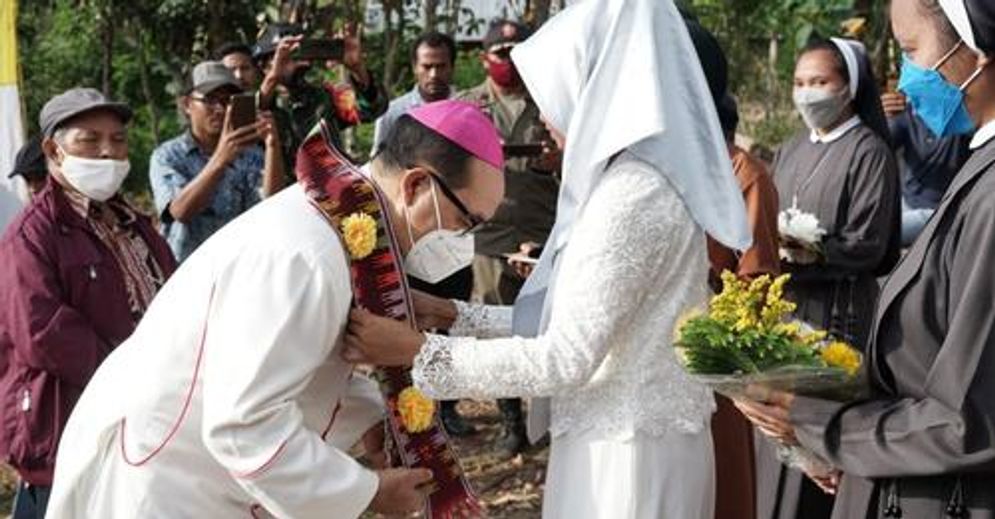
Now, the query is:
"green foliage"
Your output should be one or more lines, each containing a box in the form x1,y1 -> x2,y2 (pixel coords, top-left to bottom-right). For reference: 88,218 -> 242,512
17,0 -> 888,192
677,316 -> 822,375
742,111 -> 803,154
18,1 -> 101,131
452,49 -> 487,92
683,0 -> 894,150
18,0 -> 266,198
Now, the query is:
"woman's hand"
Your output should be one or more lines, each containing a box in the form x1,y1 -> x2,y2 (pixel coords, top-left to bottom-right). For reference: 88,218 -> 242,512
508,242 -> 542,279
734,388 -> 798,445
343,308 -> 425,366
411,290 -> 458,331
806,469 -> 841,495
736,389 -> 842,494
779,237 -> 822,265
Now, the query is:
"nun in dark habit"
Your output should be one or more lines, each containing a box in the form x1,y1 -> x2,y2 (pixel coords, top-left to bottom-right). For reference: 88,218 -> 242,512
739,0 -> 995,517
754,36 -> 902,519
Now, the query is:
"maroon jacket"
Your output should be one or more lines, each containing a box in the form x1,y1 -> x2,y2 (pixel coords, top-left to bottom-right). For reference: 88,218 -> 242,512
0,180 -> 176,485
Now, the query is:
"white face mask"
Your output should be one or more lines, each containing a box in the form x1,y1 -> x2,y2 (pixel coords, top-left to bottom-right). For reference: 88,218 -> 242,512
57,144 -> 130,202
793,86 -> 850,132
403,180 -> 475,284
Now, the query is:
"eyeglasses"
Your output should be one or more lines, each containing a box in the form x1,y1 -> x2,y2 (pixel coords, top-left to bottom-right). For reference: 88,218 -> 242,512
190,95 -> 231,109
411,165 -> 486,235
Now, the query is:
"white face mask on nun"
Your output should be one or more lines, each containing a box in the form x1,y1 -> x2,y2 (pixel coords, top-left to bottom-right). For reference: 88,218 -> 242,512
793,86 -> 852,132
402,179 -> 475,284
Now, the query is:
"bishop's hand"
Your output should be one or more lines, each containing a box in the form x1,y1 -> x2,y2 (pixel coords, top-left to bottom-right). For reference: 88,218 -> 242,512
367,468 -> 434,515
343,308 -> 425,366
411,290 -> 458,331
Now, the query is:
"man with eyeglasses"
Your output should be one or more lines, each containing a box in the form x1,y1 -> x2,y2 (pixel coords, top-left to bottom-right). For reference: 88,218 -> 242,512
150,61 -> 285,262
45,100 -> 505,519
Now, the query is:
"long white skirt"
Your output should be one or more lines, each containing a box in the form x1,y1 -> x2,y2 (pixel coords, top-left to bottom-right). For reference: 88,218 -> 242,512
542,428 -> 715,519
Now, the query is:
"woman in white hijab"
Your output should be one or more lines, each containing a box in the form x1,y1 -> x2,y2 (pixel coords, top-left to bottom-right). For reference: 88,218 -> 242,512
344,0 -> 750,516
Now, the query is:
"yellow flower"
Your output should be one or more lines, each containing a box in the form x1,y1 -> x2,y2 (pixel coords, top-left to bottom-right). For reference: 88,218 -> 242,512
761,275 -> 796,328
397,387 -> 435,433
710,271 -> 746,326
801,330 -> 828,346
821,341 -> 862,376
340,212 -> 378,260
772,321 -> 802,338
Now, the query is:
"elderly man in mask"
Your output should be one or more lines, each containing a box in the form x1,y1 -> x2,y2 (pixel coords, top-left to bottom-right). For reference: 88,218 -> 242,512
0,88 -> 176,519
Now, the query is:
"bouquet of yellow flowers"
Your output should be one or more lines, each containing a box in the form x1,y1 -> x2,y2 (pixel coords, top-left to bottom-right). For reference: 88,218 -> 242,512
676,271 -> 864,400
676,271 -> 866,475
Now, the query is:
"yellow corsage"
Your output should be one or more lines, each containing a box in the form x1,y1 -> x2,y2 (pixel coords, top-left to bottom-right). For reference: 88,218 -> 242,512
397,386 -> 435,433
820,341 -> 862,376
340,212 -> 378,260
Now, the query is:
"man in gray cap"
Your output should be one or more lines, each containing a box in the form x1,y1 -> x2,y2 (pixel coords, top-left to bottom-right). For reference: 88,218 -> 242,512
150,60 -> 285,261
0,87 -> 177,519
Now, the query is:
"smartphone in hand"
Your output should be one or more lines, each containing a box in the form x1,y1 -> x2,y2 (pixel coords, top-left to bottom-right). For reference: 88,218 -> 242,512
229,93 -> 257,130
293,39 -> 346,61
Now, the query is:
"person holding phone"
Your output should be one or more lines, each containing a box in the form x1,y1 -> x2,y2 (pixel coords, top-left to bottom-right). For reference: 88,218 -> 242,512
215,42 -> 262,91
254,23 -> 388,169
150,61 -> 285,262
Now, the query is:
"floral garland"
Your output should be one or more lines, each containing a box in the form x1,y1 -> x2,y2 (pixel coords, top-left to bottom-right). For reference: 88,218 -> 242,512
340,211 -> 437,433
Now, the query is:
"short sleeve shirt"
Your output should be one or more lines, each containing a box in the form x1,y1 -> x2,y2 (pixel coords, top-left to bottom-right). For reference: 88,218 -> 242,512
149,131 -> 264,262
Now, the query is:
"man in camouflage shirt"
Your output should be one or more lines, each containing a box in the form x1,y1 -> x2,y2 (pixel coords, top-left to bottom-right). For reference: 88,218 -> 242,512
254,24 -> 388,169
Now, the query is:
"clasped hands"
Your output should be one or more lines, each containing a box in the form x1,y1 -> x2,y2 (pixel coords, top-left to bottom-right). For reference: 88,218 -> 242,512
734,388 -> 841,495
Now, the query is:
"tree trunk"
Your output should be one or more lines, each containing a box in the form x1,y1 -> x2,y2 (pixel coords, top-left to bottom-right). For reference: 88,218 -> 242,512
100,3 -> 115,97
445,0 -> 461,35
135,31 -> 161,144
765,32 -> 779,122
424,0 -> 439,31
382,0 -> 405,91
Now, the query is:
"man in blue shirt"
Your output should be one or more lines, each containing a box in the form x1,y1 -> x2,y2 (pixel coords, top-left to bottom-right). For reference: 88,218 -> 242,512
372,32 -> 456,153
150,61 -> 285,261
882,91 -> 972,245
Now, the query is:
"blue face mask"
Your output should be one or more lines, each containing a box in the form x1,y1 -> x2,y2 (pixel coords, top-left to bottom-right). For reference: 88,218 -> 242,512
898,41 -> 983,138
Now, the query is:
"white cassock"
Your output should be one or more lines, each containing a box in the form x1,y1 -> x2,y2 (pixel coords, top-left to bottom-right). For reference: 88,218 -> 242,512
47,184 -> 384,518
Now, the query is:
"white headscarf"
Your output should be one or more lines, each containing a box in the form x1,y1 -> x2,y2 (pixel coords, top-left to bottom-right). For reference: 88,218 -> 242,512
940,0 -> 978,51
510,0 -> 750,334
830,37 -> 862,99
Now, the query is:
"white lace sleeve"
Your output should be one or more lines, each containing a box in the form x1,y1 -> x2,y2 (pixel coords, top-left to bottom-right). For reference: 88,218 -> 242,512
412,163 -> 690,401
447,300 -> 513,338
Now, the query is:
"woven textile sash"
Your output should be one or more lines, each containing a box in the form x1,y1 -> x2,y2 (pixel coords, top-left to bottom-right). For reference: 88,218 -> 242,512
296,121 -> 482,518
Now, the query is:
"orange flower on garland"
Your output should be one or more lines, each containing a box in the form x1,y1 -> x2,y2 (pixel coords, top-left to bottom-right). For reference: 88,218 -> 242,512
329,83 -> 361,126
340,212 -> 378,260
397,386 -> 435,433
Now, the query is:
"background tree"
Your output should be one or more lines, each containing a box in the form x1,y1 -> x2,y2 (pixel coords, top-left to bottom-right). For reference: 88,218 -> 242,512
16,0 -> 892,198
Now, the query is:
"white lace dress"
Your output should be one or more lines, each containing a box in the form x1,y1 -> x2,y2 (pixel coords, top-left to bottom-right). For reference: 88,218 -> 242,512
412,155 -> 717,518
